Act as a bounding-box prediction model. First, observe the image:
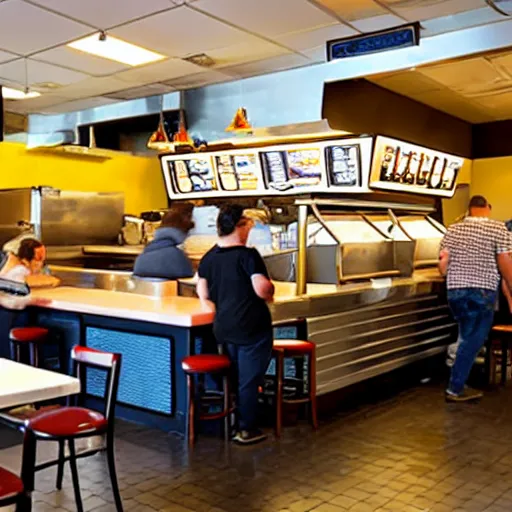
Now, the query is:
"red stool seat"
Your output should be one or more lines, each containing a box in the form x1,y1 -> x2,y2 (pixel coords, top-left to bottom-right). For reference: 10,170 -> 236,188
29,407 -> 107,437
9,327 -> 49,343
182,354 -> 231,374
0,467 -> 23,501
273,339 -> 315,354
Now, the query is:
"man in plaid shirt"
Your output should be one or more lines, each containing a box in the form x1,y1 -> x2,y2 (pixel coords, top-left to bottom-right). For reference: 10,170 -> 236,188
439,195 -> 512,402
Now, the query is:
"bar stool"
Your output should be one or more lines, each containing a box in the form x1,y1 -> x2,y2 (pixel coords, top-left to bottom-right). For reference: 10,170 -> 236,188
182,354 -> 232,447
0,466 -> 27,510
272,339 -> 318,438
488,325 -> 512,385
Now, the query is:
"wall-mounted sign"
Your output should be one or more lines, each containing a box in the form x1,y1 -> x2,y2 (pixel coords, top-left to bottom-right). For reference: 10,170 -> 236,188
160,136 -> 374,200
327,23 -> 420,61
369,136 -> 463,198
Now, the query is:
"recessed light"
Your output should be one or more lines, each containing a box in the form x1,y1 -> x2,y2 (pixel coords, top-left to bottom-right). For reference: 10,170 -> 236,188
68,33 -> 166,67
2,87 -> 41,100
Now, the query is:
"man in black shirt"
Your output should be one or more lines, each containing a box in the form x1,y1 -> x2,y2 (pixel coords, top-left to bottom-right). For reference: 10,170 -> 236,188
197,204 -> 274,445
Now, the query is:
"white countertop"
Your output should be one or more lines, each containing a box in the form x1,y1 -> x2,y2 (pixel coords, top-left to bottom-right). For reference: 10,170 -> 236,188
31,286 -> 215,327
0,359 -> 80,410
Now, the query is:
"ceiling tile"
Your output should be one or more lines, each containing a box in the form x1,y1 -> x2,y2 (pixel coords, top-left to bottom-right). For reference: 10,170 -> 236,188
275,24 -> 357,52
112,6 -> 268,58
32,46 -> 130,77
164,70 -> 233,89
421,6 -> 504,36
41,96 -> 120,114
30,0 -> 176,30
314,0 -> 386,21
221,53 -> 312,79
0,49 -> 17,64
4,93 -> 76,114
49,76 -> 133,99
193,0 -> 338,37
115,59 -> 204,85
301,45 -> 328,63
351,14 -> 405,32
207,41 -> 289,69
0,0 -> 92,55
489,52 -> 512,80
370,70 -> 444,95
473,91 -> 512,117
0,58 -> 88,88
383,0 -> 487,22
418,58 -> 508,96
106,83 -> 176,100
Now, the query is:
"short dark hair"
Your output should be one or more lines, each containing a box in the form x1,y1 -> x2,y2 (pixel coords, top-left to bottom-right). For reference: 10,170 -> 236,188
469,195 -> 489,209
18,238 -> 43,262
217,204 -> 245,237
161,203 -> 195,233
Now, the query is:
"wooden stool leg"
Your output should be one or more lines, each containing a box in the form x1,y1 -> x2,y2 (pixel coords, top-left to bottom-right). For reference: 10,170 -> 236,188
186,374 -> 196,448
29,343 -> 39,368
223,374 -> 230,441
490,348 -> 497,386
501,338 -> 508,385
275,350 -> 284,438
308,351 -> 318,430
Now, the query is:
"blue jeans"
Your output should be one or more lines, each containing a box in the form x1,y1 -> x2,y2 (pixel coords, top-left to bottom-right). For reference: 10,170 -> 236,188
225,334 -> 273,431
448,288 -> 497,395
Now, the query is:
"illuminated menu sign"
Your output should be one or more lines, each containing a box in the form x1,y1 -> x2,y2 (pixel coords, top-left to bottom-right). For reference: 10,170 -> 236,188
325,144 -> 361,187
168,156 -> 217,194
369,136 -> 463,198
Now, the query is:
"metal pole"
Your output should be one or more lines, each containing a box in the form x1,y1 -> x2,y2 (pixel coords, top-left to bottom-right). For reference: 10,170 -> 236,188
296,204 -> 308,296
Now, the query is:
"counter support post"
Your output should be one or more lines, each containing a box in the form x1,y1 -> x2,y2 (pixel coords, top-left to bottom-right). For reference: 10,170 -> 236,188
296,204 -> 308,296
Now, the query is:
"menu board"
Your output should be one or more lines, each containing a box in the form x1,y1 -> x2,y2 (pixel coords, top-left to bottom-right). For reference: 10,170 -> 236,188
216,153 -> 259,192
370,136 -> 463,198
168,157 -> 217,194
325,144 -> 361,187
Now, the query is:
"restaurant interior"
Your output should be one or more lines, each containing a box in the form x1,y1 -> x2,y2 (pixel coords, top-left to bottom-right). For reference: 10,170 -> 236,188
2,1 -> 512,511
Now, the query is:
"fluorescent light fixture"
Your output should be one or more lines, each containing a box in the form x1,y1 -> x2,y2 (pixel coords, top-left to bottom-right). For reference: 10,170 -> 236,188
1,87 -> 41,100
68,33 -> 166,66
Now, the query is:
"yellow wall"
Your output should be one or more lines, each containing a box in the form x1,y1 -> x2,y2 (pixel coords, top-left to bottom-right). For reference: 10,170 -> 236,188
471,156 -> 512,221
0,141 -> 168,214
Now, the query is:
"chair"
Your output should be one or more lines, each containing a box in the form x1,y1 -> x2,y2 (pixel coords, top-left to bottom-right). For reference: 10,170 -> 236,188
22,346 -> 123,512
488,325 -> 512,385
272,339 -> 318,438
182,354 -> 232,447
0,467 -> 28,511
10,327 -> 65,372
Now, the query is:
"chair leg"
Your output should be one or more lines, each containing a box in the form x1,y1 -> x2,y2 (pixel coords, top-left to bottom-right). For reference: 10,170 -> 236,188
29,343 -> 39,368
308,352 -> 318,430
56,439 -> 65,490
106,433 -> 123,512
490,349 -> 497,386
15,493 -> 32,512
501,338 -> 508,385
223,375 -> 230,441
68,439 -> 84,512
186,374 -> 196,447
275,350 -> 284,438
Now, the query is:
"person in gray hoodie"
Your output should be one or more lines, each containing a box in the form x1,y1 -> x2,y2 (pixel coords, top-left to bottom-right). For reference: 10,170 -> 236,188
133,203 -> 195,280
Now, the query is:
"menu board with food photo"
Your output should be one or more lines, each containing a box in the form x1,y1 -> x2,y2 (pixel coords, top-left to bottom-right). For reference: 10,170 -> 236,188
261,147 -> 322,192
370,136 -> 463,198
326,144 -> 361,187
215,153 -> 259,192
168,157 -> 217,194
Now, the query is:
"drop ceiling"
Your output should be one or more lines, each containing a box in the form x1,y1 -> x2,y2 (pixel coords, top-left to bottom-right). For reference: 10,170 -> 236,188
369,47 -> 512,123
0,0 -> 508,115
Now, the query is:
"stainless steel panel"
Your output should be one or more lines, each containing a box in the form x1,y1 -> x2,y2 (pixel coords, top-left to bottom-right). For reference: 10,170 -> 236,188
341,241 -> 397,281
306,245 -> 338,284
0,188 -> 33,246
40,190 -> 124,246
264,250 -> 296,282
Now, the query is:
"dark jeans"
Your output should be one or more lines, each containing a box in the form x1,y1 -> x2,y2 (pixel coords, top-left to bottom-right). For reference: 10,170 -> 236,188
448,288 -> 497,395
225,334 -> 273,431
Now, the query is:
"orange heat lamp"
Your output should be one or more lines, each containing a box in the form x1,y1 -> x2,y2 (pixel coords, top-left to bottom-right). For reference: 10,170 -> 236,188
226,107 -> 252,132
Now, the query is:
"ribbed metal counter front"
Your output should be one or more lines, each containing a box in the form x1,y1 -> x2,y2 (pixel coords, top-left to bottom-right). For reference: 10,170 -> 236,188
270,273 -> 455,396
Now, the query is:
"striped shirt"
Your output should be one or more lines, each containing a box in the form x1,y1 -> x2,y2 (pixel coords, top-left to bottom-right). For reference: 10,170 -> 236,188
440,217 -> 512,291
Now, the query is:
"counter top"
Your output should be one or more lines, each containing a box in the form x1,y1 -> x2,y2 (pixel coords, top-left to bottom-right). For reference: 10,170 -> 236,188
31,286 -> 214,327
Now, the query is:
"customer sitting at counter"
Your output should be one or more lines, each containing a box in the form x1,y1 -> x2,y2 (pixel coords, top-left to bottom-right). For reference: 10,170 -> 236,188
133,203 -> 195,280
0,238 -> 59,288
197,204 -> 275,445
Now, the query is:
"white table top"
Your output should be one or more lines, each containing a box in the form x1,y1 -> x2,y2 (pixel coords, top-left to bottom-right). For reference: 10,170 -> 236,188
31,286 -> 215,327
0,359 -> 81,410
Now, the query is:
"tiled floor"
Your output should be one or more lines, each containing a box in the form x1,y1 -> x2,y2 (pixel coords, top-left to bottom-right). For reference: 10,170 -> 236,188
4,375 -> 512,512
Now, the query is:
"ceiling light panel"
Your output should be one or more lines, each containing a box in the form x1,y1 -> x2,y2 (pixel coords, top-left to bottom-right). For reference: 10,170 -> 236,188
29,0 -> 176,30
313,0 -> 386,21
68,34 -> 166,67
193,0 -> 338,37
112,6 -> 272,58
0,0 -> 91,55
1,87 -> 40,100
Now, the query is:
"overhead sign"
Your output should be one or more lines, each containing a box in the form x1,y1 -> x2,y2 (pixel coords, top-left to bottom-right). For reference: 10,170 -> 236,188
369,136 -> 463,198
327,23 -> 420,61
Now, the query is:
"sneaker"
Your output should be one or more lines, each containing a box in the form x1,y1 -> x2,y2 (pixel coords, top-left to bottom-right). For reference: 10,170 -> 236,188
445,387 -> 483,402
232,429 -> 268,445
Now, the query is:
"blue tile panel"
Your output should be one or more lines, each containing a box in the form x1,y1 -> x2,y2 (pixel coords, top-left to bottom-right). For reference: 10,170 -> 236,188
85,327 -> 172,414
